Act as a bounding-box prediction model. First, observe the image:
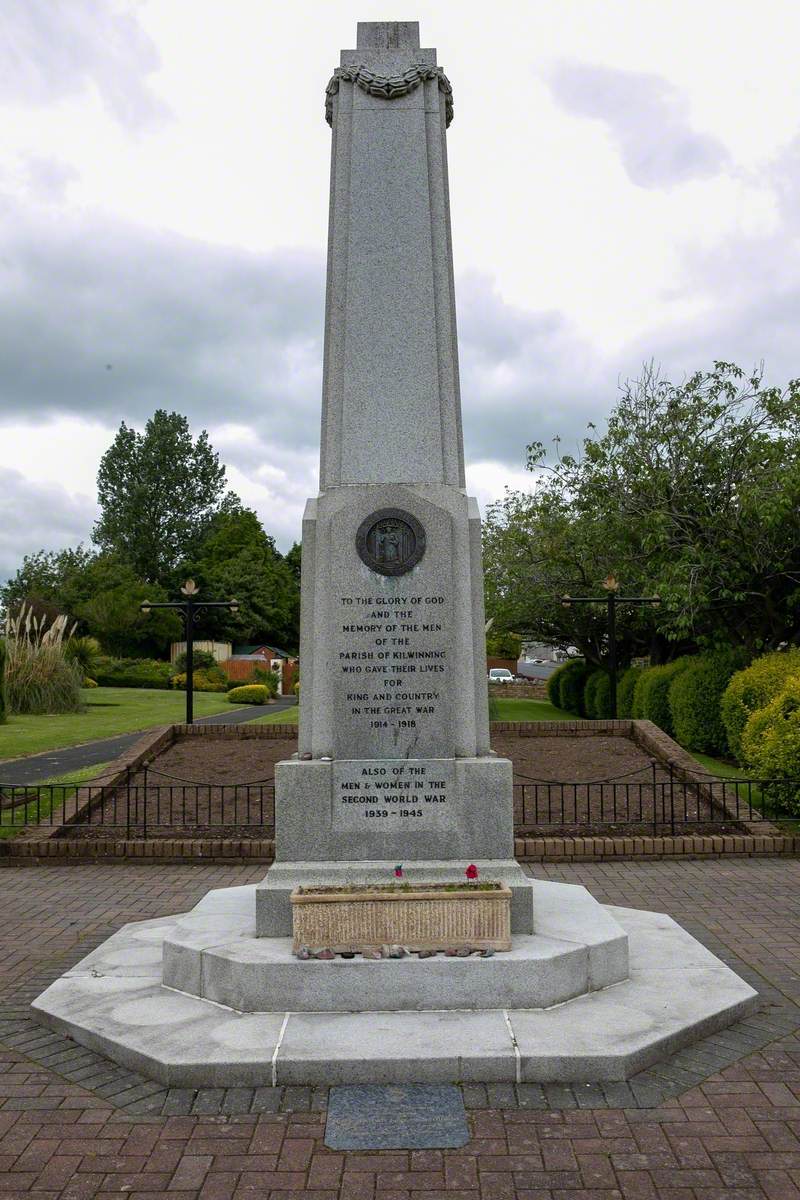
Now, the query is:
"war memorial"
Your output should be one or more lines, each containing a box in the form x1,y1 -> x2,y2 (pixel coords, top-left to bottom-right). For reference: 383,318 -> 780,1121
32,21 -> 757,1086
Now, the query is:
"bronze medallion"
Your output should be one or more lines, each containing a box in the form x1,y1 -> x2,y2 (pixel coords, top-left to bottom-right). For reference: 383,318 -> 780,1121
356,509 -> 426,576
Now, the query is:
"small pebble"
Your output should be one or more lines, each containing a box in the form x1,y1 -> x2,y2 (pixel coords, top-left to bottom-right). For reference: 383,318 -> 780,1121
362,948 -> 382,960
295,945 -> 311,960
445,948 -> 458,957
340,951 -> 356,959
480,949 -> 495,958
455,947 -> 472,957
417,950 -> 436,959
315,948 -> 335,960
383,944 -> 406,959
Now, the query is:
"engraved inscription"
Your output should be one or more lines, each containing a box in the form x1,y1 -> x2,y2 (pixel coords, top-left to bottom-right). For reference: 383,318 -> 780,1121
335,588 -> 450,758
333,760 -> 455,831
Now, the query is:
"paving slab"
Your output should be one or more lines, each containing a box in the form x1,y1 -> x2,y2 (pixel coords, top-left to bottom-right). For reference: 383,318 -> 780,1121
325,1084 -> 468,1149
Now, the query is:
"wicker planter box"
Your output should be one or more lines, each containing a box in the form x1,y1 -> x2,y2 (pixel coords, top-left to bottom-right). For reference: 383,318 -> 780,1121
290,882 -> 512,953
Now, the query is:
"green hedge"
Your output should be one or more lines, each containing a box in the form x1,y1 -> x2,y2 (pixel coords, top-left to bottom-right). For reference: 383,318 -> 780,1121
584,669 -> 613,719
740,678 -> 800,812
721,648 -> 800,762
617,666 -> 643,718
631,660 -> 690,737
557,659 -> 593,716
227,684 -> 270,705
546,662 -> 569,706
668,649 -> 749,755
94,657 -> 174,689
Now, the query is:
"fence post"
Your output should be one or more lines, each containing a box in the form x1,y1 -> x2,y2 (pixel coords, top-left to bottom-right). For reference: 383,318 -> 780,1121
142,766 -> 148,840
669,763 -> 676,836
652,762 -> 658,836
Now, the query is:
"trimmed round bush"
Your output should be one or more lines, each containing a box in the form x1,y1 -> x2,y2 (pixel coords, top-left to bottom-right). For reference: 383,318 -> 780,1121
668,648 -> 749,755
740,678 -> 800,812
617,666 -> 643,718
671,652 -> 753,753
227,684 -> 270,705
721,648 -> 800,763
583,670 -> 602,718
546,662 -> 570,707
557,659 -> 593,716
592,671 -> 613,719
631,659 -> 690,737
583,669 -> 613,719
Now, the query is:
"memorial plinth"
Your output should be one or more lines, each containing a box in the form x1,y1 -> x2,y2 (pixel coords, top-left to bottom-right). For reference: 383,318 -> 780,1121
31,20 -> 759,1087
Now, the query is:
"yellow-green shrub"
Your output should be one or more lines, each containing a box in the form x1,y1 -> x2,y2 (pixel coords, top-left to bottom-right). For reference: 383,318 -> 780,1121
740,678 -> 800,811
83,677 -> 98,688
227,684 -> 270,705
170,668 -> 227,693
721,648 -> 800,762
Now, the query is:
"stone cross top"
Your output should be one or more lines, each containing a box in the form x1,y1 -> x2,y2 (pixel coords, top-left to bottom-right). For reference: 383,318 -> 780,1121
320,20 -> 464,489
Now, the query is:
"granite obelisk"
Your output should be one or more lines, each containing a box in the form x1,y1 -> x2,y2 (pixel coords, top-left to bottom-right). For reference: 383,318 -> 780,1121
257,20 -> 521,933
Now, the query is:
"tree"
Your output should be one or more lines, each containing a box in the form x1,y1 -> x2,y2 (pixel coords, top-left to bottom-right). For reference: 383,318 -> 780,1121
486,629 -> 522,660
76,577 -> 182,657
1,549 -> 181,657
483,362 -> 800,662
181,506 -> 300,650
94,411 -> 228,583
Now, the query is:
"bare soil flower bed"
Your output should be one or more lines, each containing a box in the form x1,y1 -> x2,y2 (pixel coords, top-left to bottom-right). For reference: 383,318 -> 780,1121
59,730 -> 749,839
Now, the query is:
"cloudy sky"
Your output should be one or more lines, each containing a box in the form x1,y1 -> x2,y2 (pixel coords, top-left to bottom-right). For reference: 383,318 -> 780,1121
2,0 -> 800,582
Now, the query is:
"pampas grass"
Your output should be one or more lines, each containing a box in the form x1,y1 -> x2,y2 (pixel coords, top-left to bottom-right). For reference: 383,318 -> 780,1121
4,604 -> 83,715
0,639 -> 6,724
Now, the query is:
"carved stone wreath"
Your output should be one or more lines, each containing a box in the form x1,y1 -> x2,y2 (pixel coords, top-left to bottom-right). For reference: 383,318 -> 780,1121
325,64 -> 453,127
356,509 -> 426,577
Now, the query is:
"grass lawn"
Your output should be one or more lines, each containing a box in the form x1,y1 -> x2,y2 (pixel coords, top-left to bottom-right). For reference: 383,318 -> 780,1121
0,687 -> 234,762
251,705 -> 299,726
0,762 -> 112,840
490,697 -> 570,721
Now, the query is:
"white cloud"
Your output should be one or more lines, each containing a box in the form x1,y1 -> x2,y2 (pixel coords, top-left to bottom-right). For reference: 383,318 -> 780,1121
2,0 -> 800,585
547,63 -> 729,189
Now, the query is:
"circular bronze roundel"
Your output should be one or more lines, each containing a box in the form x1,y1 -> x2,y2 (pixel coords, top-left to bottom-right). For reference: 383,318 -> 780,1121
355,509 -> 426,576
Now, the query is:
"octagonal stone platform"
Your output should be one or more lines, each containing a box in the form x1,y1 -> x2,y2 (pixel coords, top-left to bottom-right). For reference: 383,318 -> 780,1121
31,880 -> 758,1086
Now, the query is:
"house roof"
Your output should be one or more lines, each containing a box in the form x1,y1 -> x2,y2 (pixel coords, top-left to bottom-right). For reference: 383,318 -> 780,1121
234,643 -> 293,659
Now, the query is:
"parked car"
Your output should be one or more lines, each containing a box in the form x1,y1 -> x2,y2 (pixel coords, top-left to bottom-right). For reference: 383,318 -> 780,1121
488,668 -> 515,684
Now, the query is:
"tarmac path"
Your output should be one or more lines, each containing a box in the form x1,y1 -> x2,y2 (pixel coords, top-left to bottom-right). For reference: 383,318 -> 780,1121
0,696 -> 298,785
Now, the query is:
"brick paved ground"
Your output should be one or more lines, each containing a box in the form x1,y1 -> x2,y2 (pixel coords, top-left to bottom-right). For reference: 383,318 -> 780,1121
1,858 -> 800,1197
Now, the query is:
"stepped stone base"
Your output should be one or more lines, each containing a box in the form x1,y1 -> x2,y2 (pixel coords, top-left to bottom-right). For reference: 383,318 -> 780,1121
31,881 -> 757,1086
162,877 -> 627,1011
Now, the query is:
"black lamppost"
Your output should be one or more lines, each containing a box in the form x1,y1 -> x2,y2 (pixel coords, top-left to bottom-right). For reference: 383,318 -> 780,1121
560,575 -> 660,718
140,580 -> 239,724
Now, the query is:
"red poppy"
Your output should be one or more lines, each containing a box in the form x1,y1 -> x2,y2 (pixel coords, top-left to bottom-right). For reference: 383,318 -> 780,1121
465,864 -> 479,880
